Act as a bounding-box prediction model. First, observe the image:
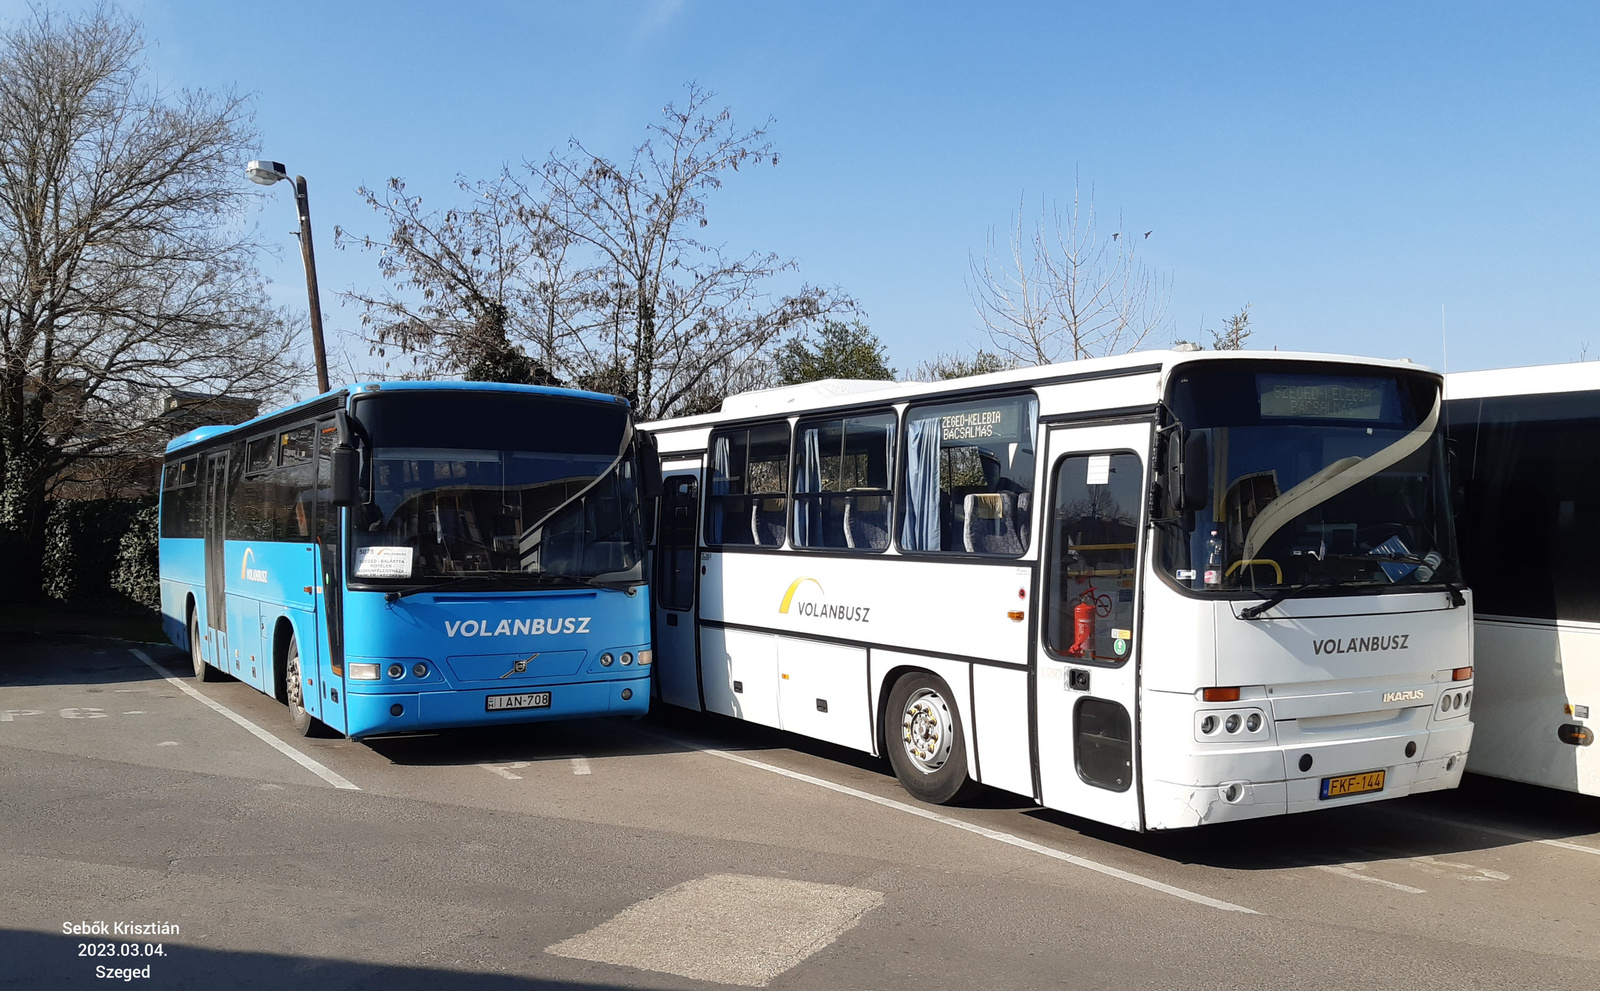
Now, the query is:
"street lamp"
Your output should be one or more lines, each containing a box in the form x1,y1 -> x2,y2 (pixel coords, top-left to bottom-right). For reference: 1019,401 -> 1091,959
246,160 -> 331,394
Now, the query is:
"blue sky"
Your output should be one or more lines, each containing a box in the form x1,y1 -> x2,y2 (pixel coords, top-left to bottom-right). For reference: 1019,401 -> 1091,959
12,2 -> 1600,380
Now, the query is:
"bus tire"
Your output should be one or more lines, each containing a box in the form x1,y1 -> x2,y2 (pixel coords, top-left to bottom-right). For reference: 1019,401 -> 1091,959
284,637 -> 315,737
885,672 -> 979,805
189,610 -> 218,682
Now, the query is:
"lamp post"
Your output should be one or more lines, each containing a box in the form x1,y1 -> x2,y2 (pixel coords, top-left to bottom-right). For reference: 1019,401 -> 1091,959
246,160 -> 331,394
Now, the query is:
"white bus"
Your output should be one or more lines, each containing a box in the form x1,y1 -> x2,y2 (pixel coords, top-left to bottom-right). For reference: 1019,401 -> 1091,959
642,349 -> 1475,830
1446,361 -> 1598,795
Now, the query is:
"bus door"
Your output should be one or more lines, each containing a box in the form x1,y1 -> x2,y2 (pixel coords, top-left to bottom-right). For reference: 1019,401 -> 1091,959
202,451 -> 229,666
313,418 -> 346,734
1035,422 -> 1150,830
653,471 -> 702,709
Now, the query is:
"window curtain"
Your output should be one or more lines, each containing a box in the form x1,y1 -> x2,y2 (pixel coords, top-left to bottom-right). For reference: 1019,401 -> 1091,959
901,415 -> 942,551
709,434 -> 732,544
795,427 -> 823,546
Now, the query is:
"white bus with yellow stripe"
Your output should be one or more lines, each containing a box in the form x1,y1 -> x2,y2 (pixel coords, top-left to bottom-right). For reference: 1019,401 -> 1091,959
642,349 -> 1475,830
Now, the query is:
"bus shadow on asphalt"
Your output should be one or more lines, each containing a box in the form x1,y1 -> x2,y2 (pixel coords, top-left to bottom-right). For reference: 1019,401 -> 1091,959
0,634 -> 175,689
1,928 -> 655,990
1025,773 -> 1600,870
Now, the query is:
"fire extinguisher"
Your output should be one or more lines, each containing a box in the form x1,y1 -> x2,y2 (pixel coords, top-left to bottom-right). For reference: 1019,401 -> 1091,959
1068,591 -> 1095,657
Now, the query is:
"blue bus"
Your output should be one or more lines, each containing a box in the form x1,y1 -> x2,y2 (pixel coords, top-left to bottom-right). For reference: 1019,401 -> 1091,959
159,381 -> 659,738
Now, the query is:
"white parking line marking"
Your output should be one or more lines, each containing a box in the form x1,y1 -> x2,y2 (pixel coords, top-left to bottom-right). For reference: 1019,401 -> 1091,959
658,735 -> 1256,914
122,711 -> 146,715
1,710 -> 43,721
480,762 -> 529,780
1395,809 -> 1600,858
1317,864 -> 1426,893
129,649 -> 359,791
158,741 -> 179,747
568,756 -> 592,775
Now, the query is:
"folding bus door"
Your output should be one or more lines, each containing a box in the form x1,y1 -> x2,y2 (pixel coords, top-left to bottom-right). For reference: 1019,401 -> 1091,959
1035,422 -> 1150,831
202,451 -> 230,666
653,471 -> 702,710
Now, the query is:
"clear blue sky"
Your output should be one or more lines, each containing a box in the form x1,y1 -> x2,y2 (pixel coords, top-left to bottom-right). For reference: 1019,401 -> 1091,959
12,1 -> 1600,382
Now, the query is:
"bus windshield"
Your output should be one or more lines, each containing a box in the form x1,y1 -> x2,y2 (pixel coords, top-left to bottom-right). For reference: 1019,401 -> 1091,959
350,391 -> 643,586
1158,362 -> 1458,595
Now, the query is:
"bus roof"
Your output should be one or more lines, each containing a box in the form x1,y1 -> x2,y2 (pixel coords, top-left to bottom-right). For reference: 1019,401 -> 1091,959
1446,360 -> 1600,401
642,347 -> 1439,430
164,380 -> 629,456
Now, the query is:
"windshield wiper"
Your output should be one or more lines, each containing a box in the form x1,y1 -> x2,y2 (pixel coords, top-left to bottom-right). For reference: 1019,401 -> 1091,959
529,573 -> 638,593
1239,579 -> 1363,620
382,575 -> 483,602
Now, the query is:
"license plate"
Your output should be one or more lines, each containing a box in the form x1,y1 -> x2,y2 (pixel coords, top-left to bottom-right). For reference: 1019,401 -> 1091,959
486,691 -> 551,712
1320,769 -> 1386,800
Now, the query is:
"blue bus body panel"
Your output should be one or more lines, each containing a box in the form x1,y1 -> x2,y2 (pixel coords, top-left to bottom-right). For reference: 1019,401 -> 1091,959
340,586 -> 650,738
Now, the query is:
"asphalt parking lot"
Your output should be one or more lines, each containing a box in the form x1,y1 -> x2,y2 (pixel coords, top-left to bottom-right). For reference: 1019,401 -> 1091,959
3,633 -> 1597,990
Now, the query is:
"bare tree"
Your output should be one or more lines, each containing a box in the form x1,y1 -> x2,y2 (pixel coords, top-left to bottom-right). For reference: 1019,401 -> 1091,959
0,7 -> 300,597
335,173 -> 577,382
340,84 -> 852,417
969,179 -> 1170,366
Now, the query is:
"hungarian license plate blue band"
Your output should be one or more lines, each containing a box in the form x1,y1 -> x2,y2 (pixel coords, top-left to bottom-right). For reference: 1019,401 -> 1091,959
486,692 -> 551,712
1320,770 -> 1386,800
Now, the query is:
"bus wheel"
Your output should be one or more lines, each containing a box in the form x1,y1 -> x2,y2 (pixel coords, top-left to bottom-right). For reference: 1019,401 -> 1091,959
189,611 -> 218,682
886,672 -> 979,805
284,638 -> 315,737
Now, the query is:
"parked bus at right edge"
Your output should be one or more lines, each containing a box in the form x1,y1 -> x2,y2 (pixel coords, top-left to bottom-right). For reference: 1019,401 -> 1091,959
1446,362 -> 1599,795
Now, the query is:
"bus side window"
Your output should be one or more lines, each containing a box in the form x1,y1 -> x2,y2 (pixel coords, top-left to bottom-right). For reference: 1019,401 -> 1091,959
706,422 -> 790,548
900,395 -> 1038,556
657,475 -> 698,609
792,411 -> 895,552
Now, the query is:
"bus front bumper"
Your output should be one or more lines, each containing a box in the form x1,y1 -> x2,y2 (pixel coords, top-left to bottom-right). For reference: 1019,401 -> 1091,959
344,674 -> 650,738
1142,719 -> 1473,829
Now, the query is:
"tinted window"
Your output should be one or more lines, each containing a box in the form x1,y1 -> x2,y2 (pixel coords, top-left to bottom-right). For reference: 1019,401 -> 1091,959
792,412 -> 895,551
706,422 -> 791,547
656,475 -> 699,609
1075,697 -> 1132,791
159,457 -> 204,539
1448,391 -> 1600,622
1047,453 -> 1142,663
280,425 -> 315,465
900,395 -> 1038,555
246,437 -> 273,474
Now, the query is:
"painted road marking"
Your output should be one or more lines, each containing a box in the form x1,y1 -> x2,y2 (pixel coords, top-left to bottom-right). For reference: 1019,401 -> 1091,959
158,741 -> 179,747
1316,864 -> 1426,893
654,734 -> 1256,915
1394,808 -> 1600,858
547,874 -> 883,987
129,649 -> 359,791
1,710 -> 43,721
59,707 -> 106,719
480,762 -> 529,780
569,756 -> 592,775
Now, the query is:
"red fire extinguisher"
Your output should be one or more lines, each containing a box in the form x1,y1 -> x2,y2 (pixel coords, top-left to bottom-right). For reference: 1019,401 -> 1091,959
1068,591 -> 1095,657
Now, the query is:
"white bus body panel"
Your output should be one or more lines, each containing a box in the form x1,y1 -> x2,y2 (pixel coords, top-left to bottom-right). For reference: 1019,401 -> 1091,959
1469,618 -> 1600,795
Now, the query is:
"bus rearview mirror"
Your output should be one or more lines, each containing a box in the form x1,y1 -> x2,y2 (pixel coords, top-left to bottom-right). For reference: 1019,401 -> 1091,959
1181,431 -> 1209,511
331,446 -> 358,507
638,431 -> 663,500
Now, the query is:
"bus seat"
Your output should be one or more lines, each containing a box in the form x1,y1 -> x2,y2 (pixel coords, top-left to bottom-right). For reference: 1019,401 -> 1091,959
751,497 -> 788,546
964,492 -> 1020,555
844,493 -> 890,550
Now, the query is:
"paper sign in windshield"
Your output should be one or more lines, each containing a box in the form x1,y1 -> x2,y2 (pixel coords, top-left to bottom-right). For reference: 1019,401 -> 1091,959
354,546 -> 414,578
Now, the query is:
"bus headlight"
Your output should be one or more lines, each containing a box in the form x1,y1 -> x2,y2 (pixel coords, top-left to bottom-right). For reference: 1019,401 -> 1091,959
600,653 -> 614,667
350,663 -> 380,680
1200,715 -> 1219,734
387,663 -> 405,679
620,652 -> 633,666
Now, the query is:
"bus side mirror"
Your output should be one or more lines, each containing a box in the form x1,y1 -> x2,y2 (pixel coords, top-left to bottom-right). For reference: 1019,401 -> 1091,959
638,431 -> 663,500
331,446 -> 358,507
1166,428 -> 1209,513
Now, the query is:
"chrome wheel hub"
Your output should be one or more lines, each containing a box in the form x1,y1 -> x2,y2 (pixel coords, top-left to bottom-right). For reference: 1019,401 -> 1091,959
901,687 -> 954,773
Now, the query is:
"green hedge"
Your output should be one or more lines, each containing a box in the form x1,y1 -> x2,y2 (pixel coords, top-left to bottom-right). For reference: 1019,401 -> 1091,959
41,497 -> 159,610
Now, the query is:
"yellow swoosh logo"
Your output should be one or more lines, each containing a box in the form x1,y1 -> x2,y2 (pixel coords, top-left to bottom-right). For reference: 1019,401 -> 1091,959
240,547 -> 254,579
778,577 -> 824,614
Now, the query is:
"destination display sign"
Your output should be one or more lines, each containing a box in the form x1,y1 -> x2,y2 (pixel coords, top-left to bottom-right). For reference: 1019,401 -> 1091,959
1257,375 -> 1390,421
938,403 -> 1020,441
